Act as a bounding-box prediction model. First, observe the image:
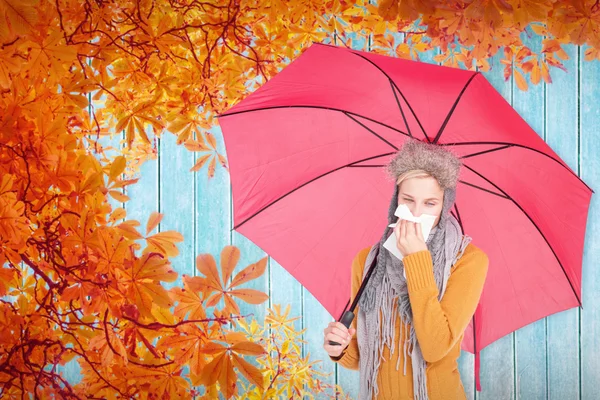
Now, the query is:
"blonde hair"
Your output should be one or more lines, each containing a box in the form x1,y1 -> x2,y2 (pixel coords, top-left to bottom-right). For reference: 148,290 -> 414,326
396,169 -> 433,186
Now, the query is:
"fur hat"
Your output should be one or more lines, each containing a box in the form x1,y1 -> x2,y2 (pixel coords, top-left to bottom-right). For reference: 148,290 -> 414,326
385,139 -> 461,190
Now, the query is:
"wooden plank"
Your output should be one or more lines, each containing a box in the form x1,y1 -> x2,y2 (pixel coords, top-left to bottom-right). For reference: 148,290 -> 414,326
158,132 -> 196,286
334,30 -> 368,400
512,32 -> 547,400
476,52 -> 515,400
194,126 -> 231,397
579,45 -> 600,400
545,44 -> 580,400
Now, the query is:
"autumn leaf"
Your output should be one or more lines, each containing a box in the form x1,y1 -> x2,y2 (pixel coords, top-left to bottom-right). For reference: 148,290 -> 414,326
220,245 -> 240,285
146,211 -> 163,235
230,257 -> 268,287
146,230 -> 184,257
232,354 -> 264,389
514,69 -> 528,91
123,253 -> 177,318
229,289 -> 269,305
170,284 -> 207,320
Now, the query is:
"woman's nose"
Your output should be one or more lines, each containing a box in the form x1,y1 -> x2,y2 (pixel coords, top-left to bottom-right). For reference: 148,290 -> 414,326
412,205 -> 422,218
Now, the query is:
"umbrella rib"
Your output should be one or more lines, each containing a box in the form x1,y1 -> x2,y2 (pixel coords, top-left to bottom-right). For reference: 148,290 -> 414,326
443,141 -> 593,193
219,105 -> 410,137
462,164 -> 582,307
452,203 -> 464,234
344,112 -> 401,150
346,51 -> 430,141
233,151 -> 397,230
460,144 -> 513,159
459,180 -> 509,199
389,79 -> 412,138
432,72 -> 480,144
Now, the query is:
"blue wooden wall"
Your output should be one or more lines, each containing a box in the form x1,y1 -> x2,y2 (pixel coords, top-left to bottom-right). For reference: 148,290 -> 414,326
63,40 -> 600,399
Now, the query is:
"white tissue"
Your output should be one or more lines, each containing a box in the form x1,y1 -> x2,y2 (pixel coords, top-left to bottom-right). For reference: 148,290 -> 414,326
383,204 -> 437,262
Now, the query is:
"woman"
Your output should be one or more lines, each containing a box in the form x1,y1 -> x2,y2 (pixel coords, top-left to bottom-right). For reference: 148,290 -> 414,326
323,140 -> 488,400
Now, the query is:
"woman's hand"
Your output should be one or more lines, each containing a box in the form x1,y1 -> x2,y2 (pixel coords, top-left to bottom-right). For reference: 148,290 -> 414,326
323,322 -> 356,358
395,219 -> 428,257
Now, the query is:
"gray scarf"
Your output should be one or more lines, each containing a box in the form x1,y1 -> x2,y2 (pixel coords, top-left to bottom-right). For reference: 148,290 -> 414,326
356,186 -> 471,400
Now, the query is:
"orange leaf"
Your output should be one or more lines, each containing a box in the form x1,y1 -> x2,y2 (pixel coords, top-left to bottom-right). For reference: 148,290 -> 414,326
134,253 -> 177,282
197,352 -> 226,387
521,61 -> 534,73
218,354 -> 237,399
225,332 -> 247,344
232,354 -> 264,389
185,276 -> 221,295
206,292 -> 223,308
109,156 -> 126,181
514,69 -> 528,91
230,341 -> 265,356
220,246 -> 240,286
229,289 -> 269,305
0,268 -> 15,297
205,132 -> 217,150
109,190 -> 130,202
117,221 -> 143,240
0,174 -> 14,194
208,156 -> 216,178
184,139 -> 210,152
223,293 -> 241,315
378,0 -> 398,21
196,254 -> 222,290
109,207 -> 127,224
170,284 -> 207,320
146,231 -> 184,257
146,211 -> 163,235
229,257 -> 267,288
540,61 -> 552,84
531,64 -> 541,85
191,153 -> 212,172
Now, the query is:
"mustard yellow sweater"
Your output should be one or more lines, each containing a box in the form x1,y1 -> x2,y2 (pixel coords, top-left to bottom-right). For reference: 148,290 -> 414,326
331,244 -> 488,400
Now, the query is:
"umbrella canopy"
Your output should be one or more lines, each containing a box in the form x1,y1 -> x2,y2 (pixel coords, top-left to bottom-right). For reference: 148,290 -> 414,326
218,43 -> 593,373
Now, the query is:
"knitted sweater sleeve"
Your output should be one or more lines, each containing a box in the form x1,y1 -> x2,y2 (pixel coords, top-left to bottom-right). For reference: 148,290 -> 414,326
403,243 -> 488,363
329,247 -> 371,370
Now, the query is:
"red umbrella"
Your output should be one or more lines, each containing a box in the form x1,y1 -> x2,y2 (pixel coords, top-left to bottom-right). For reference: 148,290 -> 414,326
217,43 -> 593,389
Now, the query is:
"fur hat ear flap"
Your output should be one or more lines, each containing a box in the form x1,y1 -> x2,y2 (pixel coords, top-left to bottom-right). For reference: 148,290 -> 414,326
385,139 -> 461,190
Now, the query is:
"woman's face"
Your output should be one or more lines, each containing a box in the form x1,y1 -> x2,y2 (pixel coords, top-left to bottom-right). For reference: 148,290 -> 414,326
397,176 -> 444,227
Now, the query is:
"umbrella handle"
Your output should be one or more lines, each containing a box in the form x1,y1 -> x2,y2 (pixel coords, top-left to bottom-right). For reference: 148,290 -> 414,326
327,310 -> 355,346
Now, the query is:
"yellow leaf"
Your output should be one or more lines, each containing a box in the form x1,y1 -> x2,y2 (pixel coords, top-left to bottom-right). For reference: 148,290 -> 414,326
115,116 -> 130,132
146,211 -> 163,235
229,289 -> 269,305
109,156 -> 126,181
81,172 -> 103,193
